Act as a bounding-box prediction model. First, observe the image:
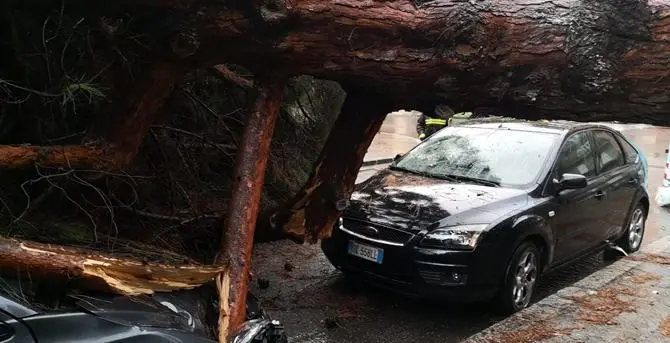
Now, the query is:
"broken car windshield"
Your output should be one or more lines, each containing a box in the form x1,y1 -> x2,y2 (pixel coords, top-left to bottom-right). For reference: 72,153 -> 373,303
395,126 -> 559,187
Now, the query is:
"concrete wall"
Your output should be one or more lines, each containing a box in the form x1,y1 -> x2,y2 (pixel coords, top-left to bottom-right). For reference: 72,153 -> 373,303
380,110 -> 421,137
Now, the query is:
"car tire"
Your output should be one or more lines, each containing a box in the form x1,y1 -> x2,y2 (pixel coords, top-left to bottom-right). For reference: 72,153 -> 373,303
497,241 -> 541,315
616,202 -> 647,254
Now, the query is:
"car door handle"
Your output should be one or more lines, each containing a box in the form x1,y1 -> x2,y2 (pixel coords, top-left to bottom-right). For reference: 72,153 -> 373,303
594,190 -> 606,200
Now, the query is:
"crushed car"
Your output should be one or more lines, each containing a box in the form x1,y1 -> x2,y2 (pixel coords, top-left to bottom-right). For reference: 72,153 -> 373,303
0,278 -> 287,343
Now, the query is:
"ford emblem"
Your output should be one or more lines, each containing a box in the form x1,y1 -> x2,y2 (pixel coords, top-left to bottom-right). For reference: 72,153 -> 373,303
361,226 -> 379,237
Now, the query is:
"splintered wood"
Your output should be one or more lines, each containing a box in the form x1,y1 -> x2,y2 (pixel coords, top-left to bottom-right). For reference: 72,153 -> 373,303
0,237 -> 225,295
276,92 -> 393,243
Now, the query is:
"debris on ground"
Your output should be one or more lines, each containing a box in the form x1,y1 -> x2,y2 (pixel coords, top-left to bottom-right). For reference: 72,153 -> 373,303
661,317 -> 670,337
284,263 -> 294,272
481,319 -> 574,343
569,286 -> 637,325
627,253 -> 670,265
630,272 -> 662,284
323,317 -> 340,329
258,278 -> 270,289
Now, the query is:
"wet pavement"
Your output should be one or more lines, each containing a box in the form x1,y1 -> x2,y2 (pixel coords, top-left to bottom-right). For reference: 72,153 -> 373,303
466,235 -> 670,343
252,114 -> 670,343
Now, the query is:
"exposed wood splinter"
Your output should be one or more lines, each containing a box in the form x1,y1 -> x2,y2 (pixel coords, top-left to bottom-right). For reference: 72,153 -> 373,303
276,91 -> 395,243
0,237 -> 225,295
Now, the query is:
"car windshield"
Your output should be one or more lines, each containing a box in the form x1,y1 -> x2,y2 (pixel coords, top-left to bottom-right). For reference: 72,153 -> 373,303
394,126 -> 560,187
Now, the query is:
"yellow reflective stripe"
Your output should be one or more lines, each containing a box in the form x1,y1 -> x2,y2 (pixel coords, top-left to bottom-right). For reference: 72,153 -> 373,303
425,118 -> 447,125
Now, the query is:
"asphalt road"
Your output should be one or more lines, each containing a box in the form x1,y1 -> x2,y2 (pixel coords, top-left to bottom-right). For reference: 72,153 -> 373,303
251,121 -> 670,343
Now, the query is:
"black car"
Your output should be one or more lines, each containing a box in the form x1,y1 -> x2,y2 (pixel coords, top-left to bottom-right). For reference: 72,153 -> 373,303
321,121 -> 649,313
0,278 -> 287,343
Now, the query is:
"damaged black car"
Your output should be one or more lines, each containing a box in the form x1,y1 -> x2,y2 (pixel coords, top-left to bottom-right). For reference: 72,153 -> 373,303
0,277 -> 287,343
322,120 -> 649,314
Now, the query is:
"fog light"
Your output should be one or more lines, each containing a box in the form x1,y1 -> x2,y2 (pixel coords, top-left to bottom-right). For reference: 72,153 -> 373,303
419,269 -> 468,286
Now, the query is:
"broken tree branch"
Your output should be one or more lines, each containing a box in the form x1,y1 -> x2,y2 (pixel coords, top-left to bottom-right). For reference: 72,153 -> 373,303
212,65 -> 254,90
217,74 -> 286,342
275,89 -> 396,243
0,145 -> 117,169
0,62 -> 185,171
88,61 -> 185,167
0,236 -> 225,295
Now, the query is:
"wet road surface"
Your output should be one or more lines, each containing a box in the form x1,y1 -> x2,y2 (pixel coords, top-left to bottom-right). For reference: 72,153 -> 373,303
252,118 -> 670,343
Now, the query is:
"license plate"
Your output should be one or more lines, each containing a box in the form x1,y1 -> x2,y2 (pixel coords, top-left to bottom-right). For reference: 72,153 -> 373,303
347,241 -> 384,264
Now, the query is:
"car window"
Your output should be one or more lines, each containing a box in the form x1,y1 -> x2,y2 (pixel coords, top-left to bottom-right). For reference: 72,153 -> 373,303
554,131 -> 596,179
394,126 -> 559,187
616,136 -> 639,165
593,131 -> 625,173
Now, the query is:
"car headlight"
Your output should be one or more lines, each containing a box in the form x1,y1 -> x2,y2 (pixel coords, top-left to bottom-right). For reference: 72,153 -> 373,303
418,224 -> 487,250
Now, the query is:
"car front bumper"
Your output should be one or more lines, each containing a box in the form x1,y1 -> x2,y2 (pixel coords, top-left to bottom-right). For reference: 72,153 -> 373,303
320,229 -> 505,303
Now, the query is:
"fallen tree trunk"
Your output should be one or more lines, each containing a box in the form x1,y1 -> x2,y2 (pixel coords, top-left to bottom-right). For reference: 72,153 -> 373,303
0,236 -> 224,295
52,1 -> 670,244
275,89 -> 395,243
125,0 -> 669,124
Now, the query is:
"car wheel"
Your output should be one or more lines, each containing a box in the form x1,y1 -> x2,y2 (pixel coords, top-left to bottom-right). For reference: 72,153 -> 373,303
617,202 -> 646,254
497,242 -> 540,314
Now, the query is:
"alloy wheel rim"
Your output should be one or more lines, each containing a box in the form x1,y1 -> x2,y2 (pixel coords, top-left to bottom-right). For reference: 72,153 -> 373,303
628,208 -> 645,250
512,250 -> 537,309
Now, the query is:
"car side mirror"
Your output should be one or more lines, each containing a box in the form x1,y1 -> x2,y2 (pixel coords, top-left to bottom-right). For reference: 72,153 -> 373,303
393,154 -> 403,162
554,173 -> 587,193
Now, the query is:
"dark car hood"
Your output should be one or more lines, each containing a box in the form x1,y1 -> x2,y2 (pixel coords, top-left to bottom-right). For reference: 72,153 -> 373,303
346,169 -> 530,233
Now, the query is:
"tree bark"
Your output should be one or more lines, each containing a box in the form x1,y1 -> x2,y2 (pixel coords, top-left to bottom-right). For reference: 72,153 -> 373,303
0,145 -> 116,169
112,0 -> 670,124
0,236 -> 224,295
217,76 -> 285,341
273,89 -> 395,243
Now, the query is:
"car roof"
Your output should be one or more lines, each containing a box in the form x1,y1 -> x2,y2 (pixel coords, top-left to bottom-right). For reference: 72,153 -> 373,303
457,118 -> 617,135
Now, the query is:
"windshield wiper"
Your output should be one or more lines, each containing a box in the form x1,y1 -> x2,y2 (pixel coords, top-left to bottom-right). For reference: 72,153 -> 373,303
444,174 -> 500,187
389,165 -> 461,183
389,165 -> 430,177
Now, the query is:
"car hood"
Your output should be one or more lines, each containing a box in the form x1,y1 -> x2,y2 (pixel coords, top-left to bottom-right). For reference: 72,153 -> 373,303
346,169 -> 530,233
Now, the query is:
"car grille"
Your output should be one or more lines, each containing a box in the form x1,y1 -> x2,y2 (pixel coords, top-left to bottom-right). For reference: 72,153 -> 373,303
418,270 -> 442,283
340,218 -> 414,245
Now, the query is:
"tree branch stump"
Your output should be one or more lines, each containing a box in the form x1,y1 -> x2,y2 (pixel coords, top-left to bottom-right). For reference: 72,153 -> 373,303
275,89 -> 396,243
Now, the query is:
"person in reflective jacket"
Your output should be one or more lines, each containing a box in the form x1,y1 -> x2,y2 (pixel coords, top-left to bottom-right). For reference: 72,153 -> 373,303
417,105 -> 454,141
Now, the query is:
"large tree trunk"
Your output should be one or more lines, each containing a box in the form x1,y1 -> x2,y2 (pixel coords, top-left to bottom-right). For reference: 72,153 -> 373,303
131,0 -> 669,124
0,236 -> 223,295
273,89 -> 396,243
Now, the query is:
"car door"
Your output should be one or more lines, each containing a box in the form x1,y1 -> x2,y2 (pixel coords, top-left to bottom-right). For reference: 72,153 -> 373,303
549,130 -> 606,263
592,130 -> 638,241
